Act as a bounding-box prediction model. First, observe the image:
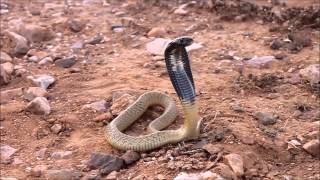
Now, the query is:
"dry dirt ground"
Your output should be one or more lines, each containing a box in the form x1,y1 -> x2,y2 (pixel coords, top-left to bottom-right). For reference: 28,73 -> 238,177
0,0 -> 319,179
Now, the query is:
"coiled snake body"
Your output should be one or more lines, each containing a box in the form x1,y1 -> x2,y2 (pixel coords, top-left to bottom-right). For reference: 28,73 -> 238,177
105,37 -> 201,151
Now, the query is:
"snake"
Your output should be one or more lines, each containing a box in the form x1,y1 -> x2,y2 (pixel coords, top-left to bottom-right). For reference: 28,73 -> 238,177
105,36 -> 201,152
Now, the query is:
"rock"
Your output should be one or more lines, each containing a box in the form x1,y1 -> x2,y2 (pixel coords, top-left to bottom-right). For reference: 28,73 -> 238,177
31,165 -> 48,177
23,87 -> 49,101
71,41 -> 84,50
186,43 -> 203,52
69,67 -> 81,73
0,65 -> 10,85
55,56 -> 76,68
82,100 -> 107,112
93,112 -> 113,122
12,157 -> 23,165
27,49 -> 49,60
86,153 -> 124,176
0,144 -> 17,161
27,74 -> 55,89
231,124 -> 256,145
26,97 -> 51,115
247,56 -> 275,68
28,56 -> 39,63
299,64 -> 320,85
147,27 -> 167,38
83,170 -> 100,180
35,148 -> 47,160
45,169 -> 81,180
0,88 -> 23,104
5,31 -> 29,56
213,163 -> 237,180
0,178 -> 18,180
29,7 -> 41,16
1,62 -> 14,75
0,52 -> 12,63
202,144 -> 224,155
146,38 -> 171,55
230,103 -> 245,113
173,171 -> 223,180
110,93 -> 135,115
68,19 -> 85,33
51,151 -> 73,159
303,139 -> 320,158
51,124 -> 63,134
17,24 -> 55,43
174,7 -> 188,15
121,150 -> 141,165
105,171 -> 118,180
254,111 -> 277,125
224,153 -> 244,177
86,35 -> 104,45
38,57 -> 53,65
270,39 -> 282,50
288,31 -> 312,47
275,53 -> 287,60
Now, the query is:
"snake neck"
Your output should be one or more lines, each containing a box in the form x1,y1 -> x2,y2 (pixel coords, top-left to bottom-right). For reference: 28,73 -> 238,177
181,101 -> 201,140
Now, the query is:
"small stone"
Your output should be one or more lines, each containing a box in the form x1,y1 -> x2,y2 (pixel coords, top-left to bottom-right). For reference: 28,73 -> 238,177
31,165 -> 48,177
224,153 -> 244,177
5,31 -> 30,56
173,171 -> 222,180
26,97 -> 50,115
270,39 -> 282,50
12,157 -> 23,165
202,144 -> 224,155
186,43 -> 203,52
0,65 -> 10,85
35,148 -> 47,160
86,153 -> 124,176
105,171 -> 118,180
69,67 -> 81,73
82,100 -> 107,112
38,57 -> 53,65
45,169 -> 82,180
247,56 -> 275,68
0,144 -> 17,161
110,93 -> 135,115
254,111 -> 277,125
303,139 -> 320,158
51,151 -> 73,159
68,19 -> 85,32
55,56 -> 76,68
23,87 -> 49,101
213,163 -> 237,180
121,150 -> 140,165
71,41 -> 84,50
275,53 -> 287,60
86,35 -> 104,45
17,24 -> 55,43
93,112 -> 113,122
299,64 -> 320,85
0,51 -> 12,63
51,124 -> 63,134
147,27 -> 167,38
174,7 -> 188,15
231,103 -> 245,113
83,170 -> 99,180
29,7 -> 41,16
288,31 -> 312,47
27,74 -> 55,89
1,62 -> 14,75
146,38 -> 171,55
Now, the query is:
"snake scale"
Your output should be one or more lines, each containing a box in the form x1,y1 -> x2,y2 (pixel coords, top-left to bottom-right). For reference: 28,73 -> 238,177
105,37 -> 201,151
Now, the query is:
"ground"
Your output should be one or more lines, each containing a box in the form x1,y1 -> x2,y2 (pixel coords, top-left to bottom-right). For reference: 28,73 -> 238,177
0,0 -> 319,179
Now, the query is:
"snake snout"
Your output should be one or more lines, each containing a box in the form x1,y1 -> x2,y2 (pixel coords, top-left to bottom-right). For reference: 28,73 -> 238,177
174,36 -> 193,47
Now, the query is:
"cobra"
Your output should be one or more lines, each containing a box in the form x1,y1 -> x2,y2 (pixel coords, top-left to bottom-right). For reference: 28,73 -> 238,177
105,37 -> 201,151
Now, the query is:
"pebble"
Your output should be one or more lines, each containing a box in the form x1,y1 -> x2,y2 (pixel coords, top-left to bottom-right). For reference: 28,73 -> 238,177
224,153 -> 244,177
105,171 -> 118,180
0,51 -> 12,63
0,144 -> 17,161
303,139 -> 320,158
213,163 -> 237,180
55,56 -> 76,68
146,38 -> 171,55
230,103 -> 245,113
202,144 -> 224,155
22,87 -> 49,101
51,151 -> 73,159
28,56 -> 39,63
86,152 -> 124,176
83,170 -> 100,180
45,169 -> 82,180
254,111 -> 278,125
71,41 -> 84,50
51,124 -> 63,134
68,19 -> 85,32
86,35 -> 104,45
1,62 -> 14,75
31,165 -> 48,177
69,67 -> 81,73
186,43 -> 203,52
299,64 -> 319,85
82,100 -> 107,112
270,39 -> 283,50
17,24 -> 55,43
5,31 -> 30,56
147,27 -> 167,38
174,7 -> 188,15
121,150 -> 141,165
173,171 -> 223,180
288,31 -> 312,47
26,97 -> 51,115
93,112 -> 113,122
27,74 -> 55,89
35,148 -> 47,160
247,56 -> 276,68
38,57 -> 53,65
0,65 -> 10,85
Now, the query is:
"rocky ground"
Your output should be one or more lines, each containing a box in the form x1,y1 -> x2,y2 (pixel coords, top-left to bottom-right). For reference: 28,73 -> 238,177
0,0 -> 319,179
